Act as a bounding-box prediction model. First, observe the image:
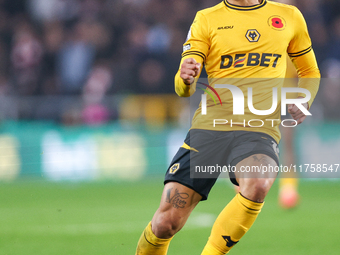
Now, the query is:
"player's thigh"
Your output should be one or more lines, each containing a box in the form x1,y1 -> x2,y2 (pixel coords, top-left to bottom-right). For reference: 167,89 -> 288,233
151,182 -> 202,237
235,153 -> 278,202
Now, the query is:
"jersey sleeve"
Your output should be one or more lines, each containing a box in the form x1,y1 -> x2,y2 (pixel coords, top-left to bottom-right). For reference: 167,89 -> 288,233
287,7 -> 312,58
174,12 -> 210,97
290,49 -> 320,107
182,11 -> 210,63
288,7 -> 320,108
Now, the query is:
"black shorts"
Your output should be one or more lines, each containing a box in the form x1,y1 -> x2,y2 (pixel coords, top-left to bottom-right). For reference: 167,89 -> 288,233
164,129 -> 279,200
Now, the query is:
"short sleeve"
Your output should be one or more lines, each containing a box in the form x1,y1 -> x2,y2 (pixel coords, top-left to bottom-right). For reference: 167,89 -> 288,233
287,7 -> 312,58
182,12 -> 210,63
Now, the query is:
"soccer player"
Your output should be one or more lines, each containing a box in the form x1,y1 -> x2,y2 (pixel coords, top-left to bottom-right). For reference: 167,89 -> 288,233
136,0 -> 320,254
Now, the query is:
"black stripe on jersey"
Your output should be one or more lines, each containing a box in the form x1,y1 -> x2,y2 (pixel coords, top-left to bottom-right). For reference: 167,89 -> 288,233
182,53 -> 206,62
182,51 -> 206,62
288,46 -> 312,56
288,46 -> 312,58
224,0 -> 267,11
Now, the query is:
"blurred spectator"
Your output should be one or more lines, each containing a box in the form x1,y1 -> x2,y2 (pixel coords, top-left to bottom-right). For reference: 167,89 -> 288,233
57,21 -> 95,94
327,16 -> 340,61
320,59 -> 340,121
82,61 -> 114,125
146,24 -> 171,54
10,21 -> 43,96
28,0 -> 80,22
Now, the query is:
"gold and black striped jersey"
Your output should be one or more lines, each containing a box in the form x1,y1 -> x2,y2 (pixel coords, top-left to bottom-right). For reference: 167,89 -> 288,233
174,0 -> 320,143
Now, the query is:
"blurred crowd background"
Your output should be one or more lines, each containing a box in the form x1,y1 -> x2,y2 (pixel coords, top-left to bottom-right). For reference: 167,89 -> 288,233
0,0 -> 339,125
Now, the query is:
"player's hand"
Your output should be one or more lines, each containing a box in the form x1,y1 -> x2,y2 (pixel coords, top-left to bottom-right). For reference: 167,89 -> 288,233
180,58 -> 201,85
288,100 -> 309,125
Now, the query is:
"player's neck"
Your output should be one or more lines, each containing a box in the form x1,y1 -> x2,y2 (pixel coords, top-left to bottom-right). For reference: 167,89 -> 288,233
227,0 -> 262,6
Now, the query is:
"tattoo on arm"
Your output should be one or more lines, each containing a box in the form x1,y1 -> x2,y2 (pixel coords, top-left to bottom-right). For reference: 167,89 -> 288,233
166,188 -> 189,209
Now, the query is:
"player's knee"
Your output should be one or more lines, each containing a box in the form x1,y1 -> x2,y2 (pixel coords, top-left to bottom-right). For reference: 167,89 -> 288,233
251,179 -> 272,197
152,215 -> 183,238
251,178 -> 274,200
240,178 -> 274,201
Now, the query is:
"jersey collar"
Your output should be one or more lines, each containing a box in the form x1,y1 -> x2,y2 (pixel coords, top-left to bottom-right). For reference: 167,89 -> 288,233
224,0 -> 267,11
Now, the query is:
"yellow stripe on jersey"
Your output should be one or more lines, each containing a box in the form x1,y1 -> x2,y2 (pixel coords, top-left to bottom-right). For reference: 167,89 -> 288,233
181,143 -> 199,153
174,0 -> 320,143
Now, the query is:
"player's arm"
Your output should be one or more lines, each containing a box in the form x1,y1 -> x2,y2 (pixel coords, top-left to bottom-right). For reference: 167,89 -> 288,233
287,7 -> 321,124
289,49 -> 320,108
288,51 -> 319,124
174,12 -> 209,97
175,57 -> 202,97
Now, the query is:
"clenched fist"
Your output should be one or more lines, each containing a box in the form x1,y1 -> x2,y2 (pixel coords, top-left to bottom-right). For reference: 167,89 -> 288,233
288,100 -> 309,125
180,58 -> 201,85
